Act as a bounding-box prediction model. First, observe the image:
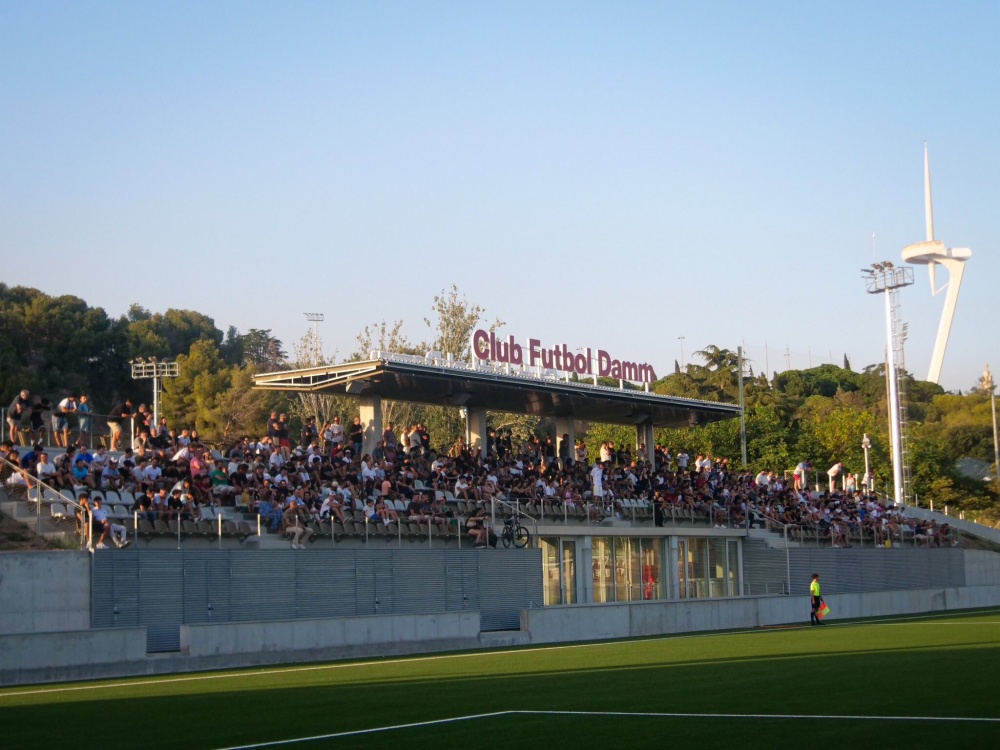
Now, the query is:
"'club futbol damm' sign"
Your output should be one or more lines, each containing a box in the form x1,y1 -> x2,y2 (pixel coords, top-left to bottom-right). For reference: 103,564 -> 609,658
471,329 -> 657,385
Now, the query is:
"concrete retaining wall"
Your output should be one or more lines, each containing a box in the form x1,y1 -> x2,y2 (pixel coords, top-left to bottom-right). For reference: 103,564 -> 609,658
0,627 -> 147,685
181,611 -> 481,660
0,551 -> 90,634
523,584 -> 1000,643
965,549 -> 1000,586
1,612 -> 482,686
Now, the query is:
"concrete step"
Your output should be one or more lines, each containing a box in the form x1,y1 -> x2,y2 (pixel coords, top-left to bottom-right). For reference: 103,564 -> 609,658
479,630 -> 530,649
748,527 -> 801,549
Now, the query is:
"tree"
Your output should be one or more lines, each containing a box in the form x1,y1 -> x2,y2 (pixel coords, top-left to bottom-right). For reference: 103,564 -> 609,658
240,329 -> 286,371
125,307 -> 223,360
0,285 -> 130,407
284,332 -> 353,437
425,284 -> 503,362
160,340 -> 231,432
352,319 -> 423,361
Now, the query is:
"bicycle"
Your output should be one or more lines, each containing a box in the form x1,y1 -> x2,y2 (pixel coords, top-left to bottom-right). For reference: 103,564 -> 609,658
500,513 -> 530,548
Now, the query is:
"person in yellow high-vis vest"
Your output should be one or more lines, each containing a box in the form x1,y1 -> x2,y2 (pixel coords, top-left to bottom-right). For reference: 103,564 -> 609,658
810,573 -> 824,626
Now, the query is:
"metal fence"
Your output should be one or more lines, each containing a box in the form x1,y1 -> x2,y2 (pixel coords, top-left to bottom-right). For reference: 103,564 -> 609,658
2,406 -> 139,451
91,548 -> 542,652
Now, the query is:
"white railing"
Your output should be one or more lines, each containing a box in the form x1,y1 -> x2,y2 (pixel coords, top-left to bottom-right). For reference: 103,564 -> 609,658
0,453 -> 92,549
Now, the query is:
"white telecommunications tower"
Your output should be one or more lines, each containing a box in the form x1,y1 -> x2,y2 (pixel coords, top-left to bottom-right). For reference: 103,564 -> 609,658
900,143 -> 972,384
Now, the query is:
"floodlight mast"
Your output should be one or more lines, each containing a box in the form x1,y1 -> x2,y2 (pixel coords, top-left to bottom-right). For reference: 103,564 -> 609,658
304,313 -> 325,365
129,359 -> 179,428
862,265 -> 914,506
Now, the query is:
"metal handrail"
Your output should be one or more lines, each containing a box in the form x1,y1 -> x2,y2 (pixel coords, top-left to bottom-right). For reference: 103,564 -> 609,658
0,453 -> 92,550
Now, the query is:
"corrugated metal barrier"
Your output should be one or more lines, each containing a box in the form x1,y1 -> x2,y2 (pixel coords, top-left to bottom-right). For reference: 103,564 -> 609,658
742,544 -> 966,599
91,549 -> 541,652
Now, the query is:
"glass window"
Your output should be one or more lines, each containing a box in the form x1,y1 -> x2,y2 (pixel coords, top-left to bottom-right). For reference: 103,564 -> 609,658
728,539 -> 740,597
541,537 -> 561,605
639,538 -> 664,600
677,539 -> 688,599
561,540 -> 576,604
592,537 -> 614,603
613,537 -> 633,602
708,538 -> 727,597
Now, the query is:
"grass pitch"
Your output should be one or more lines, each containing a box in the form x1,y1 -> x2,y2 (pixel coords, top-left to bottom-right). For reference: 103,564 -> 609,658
2,609 -> 999,749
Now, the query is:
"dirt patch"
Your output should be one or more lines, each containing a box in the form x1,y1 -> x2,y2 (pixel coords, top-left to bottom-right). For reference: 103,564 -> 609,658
0,511 -> 52,551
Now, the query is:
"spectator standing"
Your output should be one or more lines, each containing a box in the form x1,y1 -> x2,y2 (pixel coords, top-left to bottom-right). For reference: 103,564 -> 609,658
53,394 -> 78,447
793,460 -> 811,491
6,389 -> 30,443
266,411 -> 280,448
329,416 -> 344,455
134,404 -> 152,448
29,398 -> 50,445
276,414 -> 291,459
108,398 -> 134,452
827,462 -> 843,492
349,416 -> 364,456
76,394 -> 92,445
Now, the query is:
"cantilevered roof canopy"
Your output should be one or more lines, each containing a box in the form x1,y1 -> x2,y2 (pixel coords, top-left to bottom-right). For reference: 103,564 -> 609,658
252,353 -> 740,429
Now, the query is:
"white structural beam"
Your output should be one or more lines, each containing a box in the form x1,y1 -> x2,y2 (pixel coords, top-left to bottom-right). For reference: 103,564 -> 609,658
899,143 -> 972,385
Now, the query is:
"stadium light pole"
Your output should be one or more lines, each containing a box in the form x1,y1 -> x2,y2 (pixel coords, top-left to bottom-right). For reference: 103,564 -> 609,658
678,336 -> 685,370
304,313 -> 324,365
983,365 -> 1000,481
862,263 -> 914,506
861,433 -> 871,493
130,357 -> 179,428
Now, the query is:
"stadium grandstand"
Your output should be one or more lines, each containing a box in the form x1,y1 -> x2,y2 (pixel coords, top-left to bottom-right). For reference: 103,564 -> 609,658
2,359 -> 999,686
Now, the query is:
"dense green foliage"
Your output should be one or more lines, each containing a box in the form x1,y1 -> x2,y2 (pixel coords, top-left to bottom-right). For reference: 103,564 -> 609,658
2,609 -> 999,749
1,285 -> 997,516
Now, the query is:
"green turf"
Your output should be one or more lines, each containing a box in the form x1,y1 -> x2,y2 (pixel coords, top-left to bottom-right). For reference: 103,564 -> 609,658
2,609 -> 1000,749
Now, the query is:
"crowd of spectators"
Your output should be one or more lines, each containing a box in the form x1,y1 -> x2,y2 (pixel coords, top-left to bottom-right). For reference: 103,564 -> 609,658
2,393 -> 955,550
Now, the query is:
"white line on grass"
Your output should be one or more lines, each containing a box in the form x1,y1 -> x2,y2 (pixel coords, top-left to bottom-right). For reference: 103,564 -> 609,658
2,608 -> 997,700
212,708 -> 1000,748
212,712 -> 508,750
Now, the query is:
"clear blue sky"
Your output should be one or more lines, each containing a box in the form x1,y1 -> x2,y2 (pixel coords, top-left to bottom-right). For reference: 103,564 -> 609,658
2,1 -> 997,391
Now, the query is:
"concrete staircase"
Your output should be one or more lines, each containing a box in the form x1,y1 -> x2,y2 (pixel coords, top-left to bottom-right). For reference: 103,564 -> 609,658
0,487 -> 80,543
748,527 -> 800,549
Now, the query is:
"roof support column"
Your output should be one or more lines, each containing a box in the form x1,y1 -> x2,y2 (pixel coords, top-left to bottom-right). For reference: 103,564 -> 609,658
636,421 -> 655,466
465,407 -> 488,459
359,395 -> 383,458
556,417 -> 575,468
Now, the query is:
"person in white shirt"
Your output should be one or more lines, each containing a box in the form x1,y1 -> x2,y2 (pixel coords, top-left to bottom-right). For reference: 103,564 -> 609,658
793,460 -> 811,491
590,462 -> 605,500
599,442 -> 611,463
36,453 -> 57,483
142,459 -> 163,489
827,462 -> 843,492
676,452 -> 689,470
755,470 -> 770,487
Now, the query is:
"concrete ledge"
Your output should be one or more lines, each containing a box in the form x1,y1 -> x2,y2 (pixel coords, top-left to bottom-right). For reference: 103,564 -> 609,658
524,584 -> 1000,643
181,611 -> 481,659
0,627 -> 147,685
